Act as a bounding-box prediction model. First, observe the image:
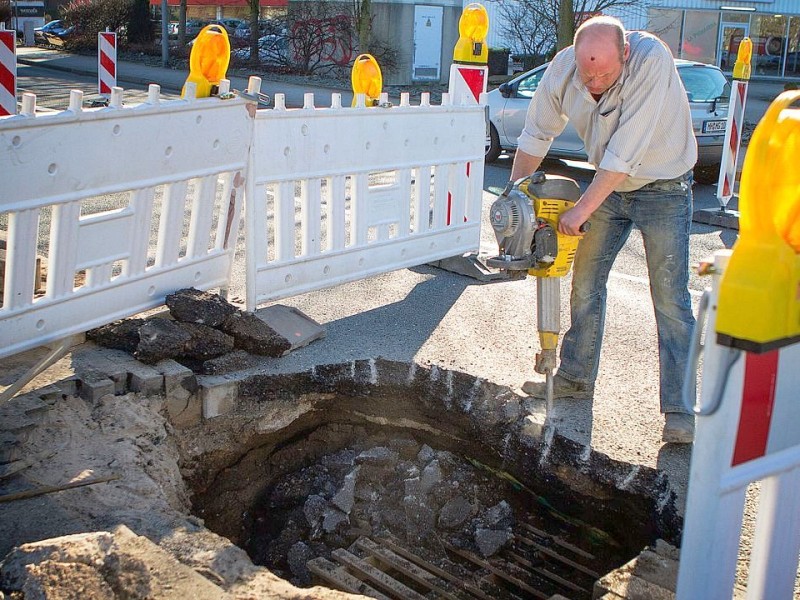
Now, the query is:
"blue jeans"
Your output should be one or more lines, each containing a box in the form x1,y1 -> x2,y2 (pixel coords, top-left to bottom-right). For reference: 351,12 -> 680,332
558,172 -> 695,414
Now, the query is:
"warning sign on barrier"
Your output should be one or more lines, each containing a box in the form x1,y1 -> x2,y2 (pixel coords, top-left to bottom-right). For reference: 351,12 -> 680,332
98,31 -> 117,97
0,29 -> 17,116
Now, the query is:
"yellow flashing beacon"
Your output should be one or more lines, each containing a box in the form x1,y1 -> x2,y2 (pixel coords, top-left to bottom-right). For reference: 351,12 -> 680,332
182,24 -> 231,99
351,54 -> 382,107
453,3 -> 489,65
732,37 -> 752,81
715,89 -> 800,352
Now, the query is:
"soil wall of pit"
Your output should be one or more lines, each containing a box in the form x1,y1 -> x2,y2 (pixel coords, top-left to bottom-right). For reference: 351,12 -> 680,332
175,359 -> 681,558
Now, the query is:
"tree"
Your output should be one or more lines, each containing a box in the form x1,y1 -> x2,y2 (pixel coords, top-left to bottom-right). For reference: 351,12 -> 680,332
352,0 -> 370,51
492,0 -> 646,61
557,0 -> 573,51
127,0 -> 154,45
247,0 -> 259,67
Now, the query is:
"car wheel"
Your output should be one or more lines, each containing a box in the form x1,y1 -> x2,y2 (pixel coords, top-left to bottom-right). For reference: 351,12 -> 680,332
694,164 -> 720,185
486,123 -> 501,163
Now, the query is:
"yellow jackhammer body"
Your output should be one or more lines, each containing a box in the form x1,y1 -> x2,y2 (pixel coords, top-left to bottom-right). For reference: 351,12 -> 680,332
486,172 -> 585,403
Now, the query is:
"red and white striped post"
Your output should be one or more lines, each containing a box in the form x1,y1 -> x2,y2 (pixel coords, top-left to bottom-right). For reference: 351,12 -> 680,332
98,30 -> 117,97
0,25 -> 17,116
716,37 -> 752,211
447,4 -> 488,225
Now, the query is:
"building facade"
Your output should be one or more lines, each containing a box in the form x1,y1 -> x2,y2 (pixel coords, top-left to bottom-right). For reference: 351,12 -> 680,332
623,0 -> 799,79
482,0 -> 799,80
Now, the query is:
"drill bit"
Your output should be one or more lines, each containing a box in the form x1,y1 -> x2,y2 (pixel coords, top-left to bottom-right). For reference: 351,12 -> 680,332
536,277 -> 560,408
545,370 -> 554,407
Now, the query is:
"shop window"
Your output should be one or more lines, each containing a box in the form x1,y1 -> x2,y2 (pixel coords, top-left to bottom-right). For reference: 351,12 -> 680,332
787,17 -> 800,76
750,14 -> 787,76
647,8 -> 682,56
680,10 -> 718,64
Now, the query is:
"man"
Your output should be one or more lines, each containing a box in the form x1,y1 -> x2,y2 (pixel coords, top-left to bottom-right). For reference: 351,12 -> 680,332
513,16 -> 697,444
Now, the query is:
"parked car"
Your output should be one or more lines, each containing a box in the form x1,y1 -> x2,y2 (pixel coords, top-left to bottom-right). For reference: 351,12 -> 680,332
233,19 -> 286,40
485,59 -> 731,183
231,33 -> 289,65
34,20 -> 74,46
168,19 -> 210,39
211,18 -> 243,36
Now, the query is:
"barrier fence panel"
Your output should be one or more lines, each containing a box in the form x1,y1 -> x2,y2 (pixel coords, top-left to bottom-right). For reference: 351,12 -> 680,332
0,88 -> 253,359
677,251 -> 800,599
244,92 -> 486,310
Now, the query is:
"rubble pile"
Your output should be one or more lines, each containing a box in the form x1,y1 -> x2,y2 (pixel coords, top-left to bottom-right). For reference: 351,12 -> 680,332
247,438 -> 531,588
87,288 -> 291,371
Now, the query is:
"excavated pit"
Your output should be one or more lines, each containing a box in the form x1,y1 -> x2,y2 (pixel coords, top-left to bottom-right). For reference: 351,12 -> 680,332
177,359 -> 681,599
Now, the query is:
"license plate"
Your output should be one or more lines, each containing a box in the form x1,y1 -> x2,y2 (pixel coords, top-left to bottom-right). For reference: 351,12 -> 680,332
703,120 -> 726,133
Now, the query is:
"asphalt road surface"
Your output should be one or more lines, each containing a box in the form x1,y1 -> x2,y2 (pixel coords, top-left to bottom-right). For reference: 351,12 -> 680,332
17,63 -> 181,111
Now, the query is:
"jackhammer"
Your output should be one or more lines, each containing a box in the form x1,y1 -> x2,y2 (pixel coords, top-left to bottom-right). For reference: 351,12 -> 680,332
486,171 -> 587,404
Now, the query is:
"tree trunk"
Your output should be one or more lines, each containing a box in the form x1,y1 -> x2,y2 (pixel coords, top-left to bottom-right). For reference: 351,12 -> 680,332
249,0 -> 260,67
178,0 -> 186,48
557,0 -> 573,51
357,0 -> 371,52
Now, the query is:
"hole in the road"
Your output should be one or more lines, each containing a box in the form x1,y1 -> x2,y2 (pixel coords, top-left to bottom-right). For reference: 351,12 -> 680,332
184,360 -> 680,599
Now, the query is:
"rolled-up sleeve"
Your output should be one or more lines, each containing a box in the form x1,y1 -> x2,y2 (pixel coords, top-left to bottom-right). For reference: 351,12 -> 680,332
517,61 -> 570,157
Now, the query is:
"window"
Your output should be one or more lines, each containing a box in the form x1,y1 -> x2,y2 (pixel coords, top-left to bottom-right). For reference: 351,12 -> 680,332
647,8 -> 682,57
678,65 -> 730,103
680,11 -> 719,64
750,14 -> 787,76
786,17 -> 800,76
516,69 -> 544,98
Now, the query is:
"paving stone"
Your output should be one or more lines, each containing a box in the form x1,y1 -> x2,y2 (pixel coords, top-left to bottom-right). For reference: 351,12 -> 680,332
155,359 -> 197,397
255,304 -> 325,351
77,370 -> 115,403
126,362 -> 165,396
631,549 -> 679,591
594,552 -> 677,600
199,377 -> 238,419
36,384 -> 65,402
160,361 -> 202,429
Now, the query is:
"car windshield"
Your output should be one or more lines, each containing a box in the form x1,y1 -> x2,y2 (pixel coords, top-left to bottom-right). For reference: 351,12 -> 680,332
678,65 -> 730,103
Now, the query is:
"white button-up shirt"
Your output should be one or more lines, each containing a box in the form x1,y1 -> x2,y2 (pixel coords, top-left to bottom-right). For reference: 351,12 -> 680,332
517,31 -> 698,192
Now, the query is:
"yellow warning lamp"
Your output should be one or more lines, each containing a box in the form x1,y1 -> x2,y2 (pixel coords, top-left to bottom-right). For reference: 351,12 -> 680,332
732,37 -> 752,81
453,3 -> 489,65
351,54 -> 382,106
182,24 -> 231,99
715,90 -> 800,352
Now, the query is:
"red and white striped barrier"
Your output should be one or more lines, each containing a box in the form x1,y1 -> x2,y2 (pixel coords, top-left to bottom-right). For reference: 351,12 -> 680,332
677,252 -> 800,599
716,79 -> 748,208
98,31 -> 117,97
0,27 -> 17,116
446,64 -> 487,225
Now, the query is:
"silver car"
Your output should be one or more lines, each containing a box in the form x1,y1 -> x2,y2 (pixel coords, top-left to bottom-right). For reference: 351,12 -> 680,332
485,59 -> 730,183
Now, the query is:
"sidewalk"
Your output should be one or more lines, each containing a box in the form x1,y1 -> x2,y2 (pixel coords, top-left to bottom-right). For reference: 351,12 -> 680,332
16,46 -> 356,108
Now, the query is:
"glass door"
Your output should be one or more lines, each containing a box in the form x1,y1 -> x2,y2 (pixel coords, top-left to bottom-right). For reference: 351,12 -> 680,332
719,24 -> 749,71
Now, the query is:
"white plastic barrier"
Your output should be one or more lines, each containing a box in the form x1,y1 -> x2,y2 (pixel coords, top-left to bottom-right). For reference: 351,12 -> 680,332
678,250 -> 800,599
0,86 -> 253,360
244,91 -> 486,310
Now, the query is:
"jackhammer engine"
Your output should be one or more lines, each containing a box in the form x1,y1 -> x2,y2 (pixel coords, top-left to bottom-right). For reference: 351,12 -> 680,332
486,171 -> 585,402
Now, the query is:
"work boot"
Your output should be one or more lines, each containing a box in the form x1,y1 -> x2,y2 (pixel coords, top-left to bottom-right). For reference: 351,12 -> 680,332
521,374 -> 594,400
662,412 -> 695,444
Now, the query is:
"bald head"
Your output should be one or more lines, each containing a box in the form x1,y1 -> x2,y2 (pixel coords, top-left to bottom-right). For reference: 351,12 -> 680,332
573,16 -> 629,97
